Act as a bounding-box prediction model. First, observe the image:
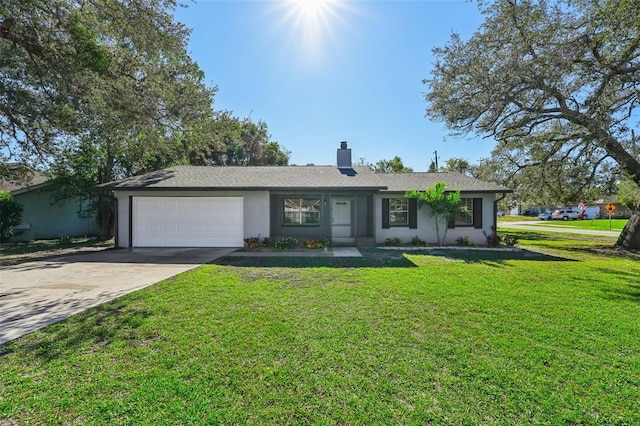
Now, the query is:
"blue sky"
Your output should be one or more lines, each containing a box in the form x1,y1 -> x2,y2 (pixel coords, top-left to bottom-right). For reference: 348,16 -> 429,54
174,0 -> 491,171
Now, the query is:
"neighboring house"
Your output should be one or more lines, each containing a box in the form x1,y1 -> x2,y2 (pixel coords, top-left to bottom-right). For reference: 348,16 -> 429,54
101,143 -> 511,248
0,171 -> 98,241
592,196 -> 633,218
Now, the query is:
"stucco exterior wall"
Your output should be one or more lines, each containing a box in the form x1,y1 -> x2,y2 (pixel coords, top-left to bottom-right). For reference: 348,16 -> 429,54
14,190 -> 98,239
374,193 -> 497,246
113,190 -> 270,248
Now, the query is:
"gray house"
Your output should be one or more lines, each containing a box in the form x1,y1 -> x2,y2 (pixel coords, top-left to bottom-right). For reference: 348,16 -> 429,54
103,143 -> 511,248
1,171 -> 98,241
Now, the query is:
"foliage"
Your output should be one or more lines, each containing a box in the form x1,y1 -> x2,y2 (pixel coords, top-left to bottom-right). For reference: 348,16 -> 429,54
485,228 -> 519,247
455,236 -> 474,246
189,111 -> 290,167
0,191 -> 23,242
261,237 -> 273,248
1,0 -> 220,237
406,182 -> 462,246
244,237 -> 260,250
409,236 -> 427,246
1,0 -> 217,170
616,176 -> 640,210
440,157 -> 479,177
274,237 -> 298,250
57,235 -> 72,245
425,0 -> 640,249
368,156 -> 413,173
1,232 -> 639,424
305,238 -> 330,249
384,237 -> 403,247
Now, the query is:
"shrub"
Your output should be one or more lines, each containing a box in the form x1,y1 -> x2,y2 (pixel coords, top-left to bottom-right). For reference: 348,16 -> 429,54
262,237 -> 273,247
484,229 -> 518,247
58,235 -> 73,245
384,237 -> 403,247
305,238 -> 330,249
0,191 -> 23,243
274,237 -> 298,250
455,236 -> 474,246
409,236 -> 427,246
244,237 -> 259,250
502,235 -> 519,246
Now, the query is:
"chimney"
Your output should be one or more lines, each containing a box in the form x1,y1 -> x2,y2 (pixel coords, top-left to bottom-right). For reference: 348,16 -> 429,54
337,141 -> 352,169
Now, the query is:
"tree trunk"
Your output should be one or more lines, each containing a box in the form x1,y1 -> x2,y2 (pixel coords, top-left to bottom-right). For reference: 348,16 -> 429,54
616,203 -> 640,251
97,192 -> 114,240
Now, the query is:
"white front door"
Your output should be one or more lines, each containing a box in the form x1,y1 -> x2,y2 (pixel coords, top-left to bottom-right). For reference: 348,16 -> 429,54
331,199 -> 353,238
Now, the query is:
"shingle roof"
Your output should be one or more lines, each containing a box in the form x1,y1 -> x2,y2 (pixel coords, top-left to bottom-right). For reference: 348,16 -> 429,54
100,165 -> 511,193
101,166 -> 386,190
0,171 -> 50,193
376,172 -> 511,193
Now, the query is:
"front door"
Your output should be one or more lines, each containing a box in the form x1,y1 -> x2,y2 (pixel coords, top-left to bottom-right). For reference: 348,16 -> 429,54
331,198 -> 355,245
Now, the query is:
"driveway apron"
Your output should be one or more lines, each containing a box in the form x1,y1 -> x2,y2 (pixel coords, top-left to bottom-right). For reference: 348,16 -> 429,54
0,247 -> 235,345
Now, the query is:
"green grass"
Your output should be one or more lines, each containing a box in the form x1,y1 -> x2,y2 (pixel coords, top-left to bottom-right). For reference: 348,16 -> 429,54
497,215 -> 539,222
532,218 -> 628,231
1,232 -> 639,424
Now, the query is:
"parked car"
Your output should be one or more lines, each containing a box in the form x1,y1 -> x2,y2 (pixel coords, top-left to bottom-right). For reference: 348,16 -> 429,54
538,211 -> 553,220
522,208 -> 540,216
551,209 -> 582,220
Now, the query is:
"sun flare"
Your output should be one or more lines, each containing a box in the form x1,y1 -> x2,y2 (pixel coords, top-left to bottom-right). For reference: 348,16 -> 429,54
272,0 -> 352,65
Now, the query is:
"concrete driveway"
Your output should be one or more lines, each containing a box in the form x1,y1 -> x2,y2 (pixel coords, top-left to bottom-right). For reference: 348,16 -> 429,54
0,247 -> 236,345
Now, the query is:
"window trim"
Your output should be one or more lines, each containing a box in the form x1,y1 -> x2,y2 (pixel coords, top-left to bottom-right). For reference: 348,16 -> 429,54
282,198 -> 321,226
388,198 -> 409,226
450,197 -> 483,229
455,198 -> 474,227
382,197 -> 417,229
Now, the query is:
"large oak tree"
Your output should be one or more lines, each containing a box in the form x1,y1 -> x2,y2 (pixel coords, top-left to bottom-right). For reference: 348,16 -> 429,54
1,0 -> 218,236
425,0 -> 640,249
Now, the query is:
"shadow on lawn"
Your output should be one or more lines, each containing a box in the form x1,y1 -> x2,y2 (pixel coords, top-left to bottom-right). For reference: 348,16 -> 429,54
213,248 -> 573,268
0,298 -> 156,361
600,283 -> 640,303
417,248 -> 575,265
214,251 -> 418,268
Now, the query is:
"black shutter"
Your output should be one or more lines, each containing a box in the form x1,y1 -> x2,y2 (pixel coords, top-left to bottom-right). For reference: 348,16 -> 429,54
408,198 -> 417,229
382,198 -> 390,229
473,198 -> 483,229
447,214 -> 455,229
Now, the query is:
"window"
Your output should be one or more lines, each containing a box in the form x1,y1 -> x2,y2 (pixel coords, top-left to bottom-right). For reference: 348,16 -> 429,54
389,198 -> 408,226
454,198 -> 481,227
283,198 -> 320,225
455,198 -> 473,226
382,198 -> 417,229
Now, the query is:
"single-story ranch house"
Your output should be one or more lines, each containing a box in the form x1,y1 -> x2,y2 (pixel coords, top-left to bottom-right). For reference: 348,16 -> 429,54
102,143 -> 511,248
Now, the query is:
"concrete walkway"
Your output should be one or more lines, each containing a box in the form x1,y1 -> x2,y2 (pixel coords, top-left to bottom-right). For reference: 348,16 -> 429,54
0,247 -> 235,345
498,221 -> 621,237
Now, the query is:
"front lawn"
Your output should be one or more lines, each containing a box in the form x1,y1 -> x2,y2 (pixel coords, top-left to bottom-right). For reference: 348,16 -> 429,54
537,218 -> 628,231
1,232 -> 639,424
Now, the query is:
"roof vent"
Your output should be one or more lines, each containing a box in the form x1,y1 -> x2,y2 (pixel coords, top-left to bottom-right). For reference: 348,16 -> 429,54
337,141 -> 352,169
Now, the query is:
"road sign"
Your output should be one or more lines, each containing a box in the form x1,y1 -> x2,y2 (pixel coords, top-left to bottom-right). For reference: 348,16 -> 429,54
605,204 -> 616,214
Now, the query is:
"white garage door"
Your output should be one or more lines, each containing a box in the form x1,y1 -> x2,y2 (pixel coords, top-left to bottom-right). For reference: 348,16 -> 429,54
132,197 -> 244,247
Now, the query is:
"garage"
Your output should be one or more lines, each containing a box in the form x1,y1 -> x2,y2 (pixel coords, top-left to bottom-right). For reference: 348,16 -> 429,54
132,197 -> 244,247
